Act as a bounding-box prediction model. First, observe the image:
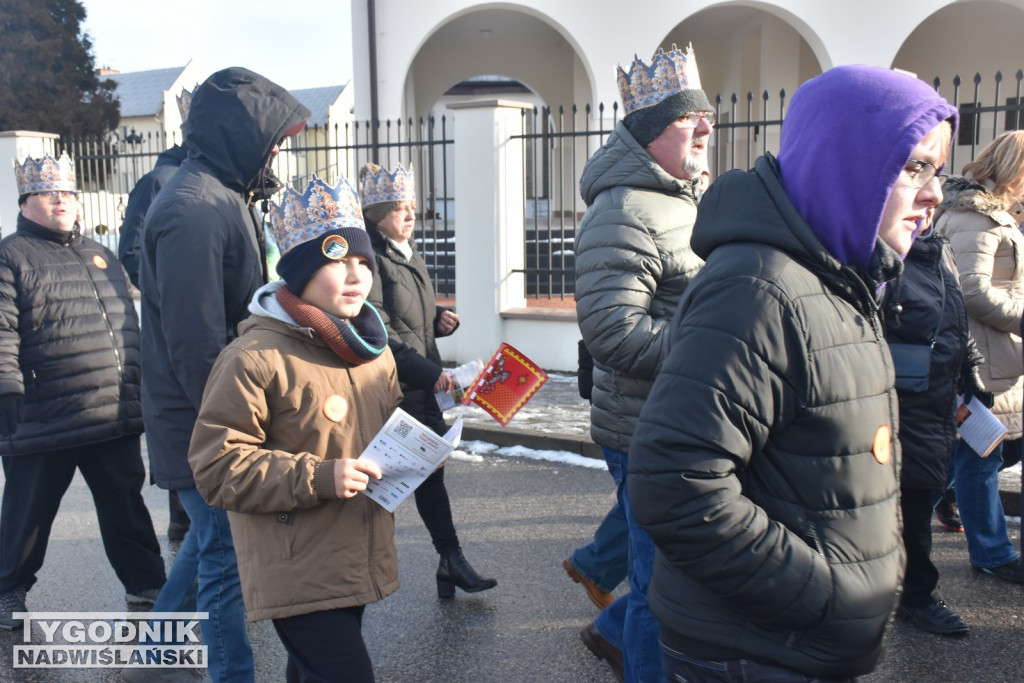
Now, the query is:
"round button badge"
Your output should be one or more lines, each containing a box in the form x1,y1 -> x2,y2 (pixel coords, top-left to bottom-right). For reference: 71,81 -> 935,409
322,394 -> 348,423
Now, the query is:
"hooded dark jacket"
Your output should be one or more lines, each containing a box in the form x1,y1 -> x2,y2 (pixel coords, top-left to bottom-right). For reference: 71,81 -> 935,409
0,214 -> 142,454
140,67 -> 309,489
884,232 -> 981,490
366,223 -> 454,434
629,65 -> 958,677
118,143 -> 188,287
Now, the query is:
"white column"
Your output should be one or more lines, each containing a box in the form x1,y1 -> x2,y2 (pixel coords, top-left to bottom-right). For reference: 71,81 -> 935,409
446,99 -> 529,365
0,131 -> 60,238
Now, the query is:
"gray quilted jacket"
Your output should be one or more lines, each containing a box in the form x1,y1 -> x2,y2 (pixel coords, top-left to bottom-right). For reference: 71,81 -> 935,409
574,121 -> 703,452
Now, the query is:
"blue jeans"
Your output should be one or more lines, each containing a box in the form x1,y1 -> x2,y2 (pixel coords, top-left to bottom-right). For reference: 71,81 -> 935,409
952,441 -> 1019,568
593,447 -> 662,683
660,644 -> 855,683
154,487 -> 253,682
569,500 -> 629,594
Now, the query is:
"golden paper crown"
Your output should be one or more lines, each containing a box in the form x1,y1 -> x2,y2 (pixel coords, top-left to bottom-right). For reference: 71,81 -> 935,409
269,174 -> 365,255
616,44 -> 703,115
13,154 -> 77,195
176,85 -> 196,122
360,164 -> 416,207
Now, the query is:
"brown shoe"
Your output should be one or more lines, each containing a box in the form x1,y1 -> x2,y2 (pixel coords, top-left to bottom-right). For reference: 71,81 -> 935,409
563,559 -> 614,610
580,621 -> 624,682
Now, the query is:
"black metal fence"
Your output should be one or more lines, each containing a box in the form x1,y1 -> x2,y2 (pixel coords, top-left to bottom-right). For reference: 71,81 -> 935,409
514,68 -> 1024,301
58,68 -> 1024,303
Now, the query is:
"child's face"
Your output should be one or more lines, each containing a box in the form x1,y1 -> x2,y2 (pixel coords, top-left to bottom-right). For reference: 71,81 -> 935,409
301,256 -> 374,319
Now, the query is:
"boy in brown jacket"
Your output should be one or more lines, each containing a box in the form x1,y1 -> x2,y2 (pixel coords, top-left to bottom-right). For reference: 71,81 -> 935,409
189,174 -> 402,682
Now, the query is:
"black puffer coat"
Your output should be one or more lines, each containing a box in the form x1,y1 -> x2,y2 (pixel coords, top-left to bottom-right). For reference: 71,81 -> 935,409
884,232 -> 981,490
0,214 -> 142,454
629,155 -> 903,678
366,224 -> 454,434
140,67 -> 309,489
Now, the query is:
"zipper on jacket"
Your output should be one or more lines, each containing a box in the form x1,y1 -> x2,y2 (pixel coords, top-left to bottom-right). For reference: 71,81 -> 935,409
68,245 -> 124,381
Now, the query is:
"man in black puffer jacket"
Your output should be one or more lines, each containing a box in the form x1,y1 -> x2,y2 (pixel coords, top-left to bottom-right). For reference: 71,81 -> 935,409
138,66 -> 308,682
0,154 -> 165,631
630,66 -> 958,679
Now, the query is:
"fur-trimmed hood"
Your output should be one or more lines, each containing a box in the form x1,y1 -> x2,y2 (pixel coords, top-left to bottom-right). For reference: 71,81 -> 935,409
936,175 -> 1008,219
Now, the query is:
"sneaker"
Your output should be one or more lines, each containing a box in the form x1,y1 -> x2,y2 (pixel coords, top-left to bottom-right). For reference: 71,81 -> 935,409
580,622 -> 623,682
126,587 -> 162,609
972,557 -> 1024,585
934,494 -> 963,532
897,600 -> 969,636
0,586 -> 27,630
563,559 -> 614,610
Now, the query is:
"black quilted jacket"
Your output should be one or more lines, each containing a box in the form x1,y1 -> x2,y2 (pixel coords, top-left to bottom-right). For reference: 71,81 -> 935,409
0,214 -> 142,454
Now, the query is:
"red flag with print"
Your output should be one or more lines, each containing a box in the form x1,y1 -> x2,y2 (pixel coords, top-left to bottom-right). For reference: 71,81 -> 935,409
462,343 -> 548,426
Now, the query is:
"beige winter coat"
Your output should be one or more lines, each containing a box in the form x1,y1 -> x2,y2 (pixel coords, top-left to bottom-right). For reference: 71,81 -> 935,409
189,309 -> 403,621
936,176 -> 1024,438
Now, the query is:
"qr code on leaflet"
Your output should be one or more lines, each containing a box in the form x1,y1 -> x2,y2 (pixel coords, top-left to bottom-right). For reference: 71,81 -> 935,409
394,420 -> 413,439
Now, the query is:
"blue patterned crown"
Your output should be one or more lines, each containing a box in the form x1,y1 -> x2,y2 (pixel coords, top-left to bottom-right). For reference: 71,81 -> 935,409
176,85 -> 196,122
269,174 -> 365,255
616,44 -> 703,115
13,154 -> 77,195
360,163 -> 416,207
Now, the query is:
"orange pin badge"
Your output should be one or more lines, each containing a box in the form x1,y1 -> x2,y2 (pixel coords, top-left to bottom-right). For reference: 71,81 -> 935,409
872,424 -> 891,465
92,255 -> 108,269
322,395 -> 348,423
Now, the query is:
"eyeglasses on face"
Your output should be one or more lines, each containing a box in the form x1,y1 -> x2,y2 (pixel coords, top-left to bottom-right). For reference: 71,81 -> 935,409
33,191 -> 78,204
903,159 -> 947,189
678,111 -> 716,127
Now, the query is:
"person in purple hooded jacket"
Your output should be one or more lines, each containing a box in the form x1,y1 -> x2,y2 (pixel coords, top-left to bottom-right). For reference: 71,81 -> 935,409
629,65 -> 957,680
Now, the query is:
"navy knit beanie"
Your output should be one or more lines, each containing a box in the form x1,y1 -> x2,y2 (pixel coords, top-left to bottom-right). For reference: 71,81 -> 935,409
277,227 -> 377,295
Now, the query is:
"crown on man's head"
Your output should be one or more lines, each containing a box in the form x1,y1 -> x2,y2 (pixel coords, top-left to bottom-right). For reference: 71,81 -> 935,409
14,154 -> 77,196
269,174 -> 365,255
616,44 -> 703,115
360,163 -> 416,207
176,85 -> 196,122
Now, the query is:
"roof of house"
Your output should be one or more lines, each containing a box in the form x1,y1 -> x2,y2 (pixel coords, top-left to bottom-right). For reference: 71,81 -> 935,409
291,85 -> 347,127
106,66 -> 189,118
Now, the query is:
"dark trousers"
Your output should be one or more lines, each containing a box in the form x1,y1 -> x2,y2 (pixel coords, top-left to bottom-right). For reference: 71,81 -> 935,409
413,466 -> 459,555
0,434 -> 165,594
900,486 -> 940,607
273,606 -> 373,683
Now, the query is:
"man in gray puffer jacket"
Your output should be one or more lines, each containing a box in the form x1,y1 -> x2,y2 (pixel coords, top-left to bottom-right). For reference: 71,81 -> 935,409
573,44 -> 711,683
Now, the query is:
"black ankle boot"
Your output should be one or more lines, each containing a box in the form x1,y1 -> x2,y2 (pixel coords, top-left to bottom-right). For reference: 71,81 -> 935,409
436,549 -> 497,598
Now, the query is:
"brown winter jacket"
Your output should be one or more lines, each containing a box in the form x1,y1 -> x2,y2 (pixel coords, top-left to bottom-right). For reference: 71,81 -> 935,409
936,176 -> 1024,438
189,291 -> 403,621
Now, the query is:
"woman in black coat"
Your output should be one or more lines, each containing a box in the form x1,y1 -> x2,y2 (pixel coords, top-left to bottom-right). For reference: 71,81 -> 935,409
884,228 -> 985,637
361,163 -> 496,598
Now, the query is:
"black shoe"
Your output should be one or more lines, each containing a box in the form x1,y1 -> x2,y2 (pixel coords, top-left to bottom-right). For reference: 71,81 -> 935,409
0,586 -> 27,631
897,600 -> 969,636
934,491 -> 963,532
972,557 -> 1024,585
580,622 -> 624,682
436,550 -> 497,598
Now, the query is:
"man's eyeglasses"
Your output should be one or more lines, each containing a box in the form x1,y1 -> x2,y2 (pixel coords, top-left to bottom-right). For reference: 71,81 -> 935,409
33,191 -> 78,204
679,111 -> 716,127
903,159 -> 946,189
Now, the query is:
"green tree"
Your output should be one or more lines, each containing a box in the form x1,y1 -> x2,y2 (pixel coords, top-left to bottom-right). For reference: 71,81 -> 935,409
0,0 -> 119,138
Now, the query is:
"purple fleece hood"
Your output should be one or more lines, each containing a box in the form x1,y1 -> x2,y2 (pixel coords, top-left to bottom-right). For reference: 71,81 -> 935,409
777,65 -> 957,267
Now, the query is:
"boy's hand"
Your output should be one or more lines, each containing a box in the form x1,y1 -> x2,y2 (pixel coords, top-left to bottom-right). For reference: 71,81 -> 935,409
433,370 -> 454,394
335,458 -> 383,498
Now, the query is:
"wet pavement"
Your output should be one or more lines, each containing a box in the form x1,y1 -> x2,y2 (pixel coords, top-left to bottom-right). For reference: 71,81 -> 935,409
0,371 -> 1020,682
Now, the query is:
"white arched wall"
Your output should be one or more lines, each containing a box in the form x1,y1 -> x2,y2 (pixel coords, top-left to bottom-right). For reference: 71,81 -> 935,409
350,1 -> 1024,124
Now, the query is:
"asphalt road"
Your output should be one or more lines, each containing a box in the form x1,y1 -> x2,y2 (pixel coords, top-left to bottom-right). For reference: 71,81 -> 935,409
0,443 -> 1020,682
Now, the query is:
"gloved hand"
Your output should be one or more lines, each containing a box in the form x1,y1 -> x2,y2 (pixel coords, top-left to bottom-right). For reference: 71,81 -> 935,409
0,394 -> 22,436
962,366 -> 994,408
